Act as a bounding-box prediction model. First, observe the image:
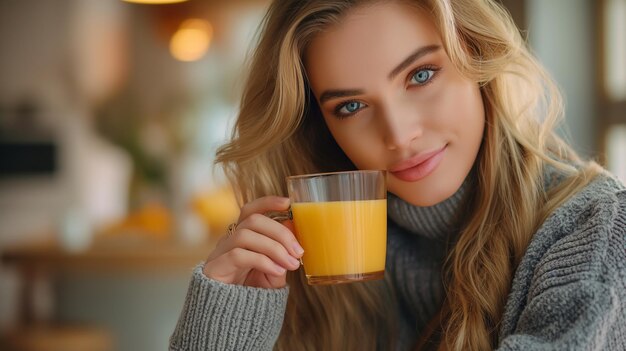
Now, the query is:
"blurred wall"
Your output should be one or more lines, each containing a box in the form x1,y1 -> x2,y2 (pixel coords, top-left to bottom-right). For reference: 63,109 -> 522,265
527,0 -> 598,157
0,0 -> 74,328
0,0 -> 72,246
0,1 -> 266,350
55,272 -> 192,351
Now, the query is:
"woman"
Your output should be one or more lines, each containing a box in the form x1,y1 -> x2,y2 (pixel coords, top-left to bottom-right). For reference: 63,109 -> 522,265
170,0 -> 626,350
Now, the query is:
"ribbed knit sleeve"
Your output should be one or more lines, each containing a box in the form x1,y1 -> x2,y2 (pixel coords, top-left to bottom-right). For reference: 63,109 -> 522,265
497,177 -> 626,350
498,279 -> 622,350
169,265 -> 289,351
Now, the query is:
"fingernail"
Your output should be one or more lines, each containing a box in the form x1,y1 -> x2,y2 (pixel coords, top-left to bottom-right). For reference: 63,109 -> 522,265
293,244 -> 304,256
288,256 -> 300,268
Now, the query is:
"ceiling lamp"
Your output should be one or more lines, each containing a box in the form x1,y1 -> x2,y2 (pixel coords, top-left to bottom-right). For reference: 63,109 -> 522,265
169,19 -> 213,62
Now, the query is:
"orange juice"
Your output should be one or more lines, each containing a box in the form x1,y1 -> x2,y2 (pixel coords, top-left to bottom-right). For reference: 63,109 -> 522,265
291,199 -> 386,284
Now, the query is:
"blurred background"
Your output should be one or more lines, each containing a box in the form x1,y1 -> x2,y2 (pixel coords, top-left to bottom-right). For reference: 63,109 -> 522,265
0,0 -> 624,350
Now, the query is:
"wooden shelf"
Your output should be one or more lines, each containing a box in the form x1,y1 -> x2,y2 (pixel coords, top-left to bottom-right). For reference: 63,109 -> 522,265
1,234 -> 221,324
1,237 -> 218,273
1,325 -> 113,351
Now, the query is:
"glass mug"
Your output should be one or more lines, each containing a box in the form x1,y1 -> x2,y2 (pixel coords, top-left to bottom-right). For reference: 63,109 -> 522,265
267,170 -> 387,285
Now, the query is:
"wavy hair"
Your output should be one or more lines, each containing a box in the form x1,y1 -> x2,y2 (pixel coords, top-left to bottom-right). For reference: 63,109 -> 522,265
215,0 -> 601,349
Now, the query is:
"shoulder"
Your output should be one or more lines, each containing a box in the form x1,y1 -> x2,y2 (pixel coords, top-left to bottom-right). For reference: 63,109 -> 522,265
545,173 -> 624,239
525,173 -> 626,298
499,173 -> 625,340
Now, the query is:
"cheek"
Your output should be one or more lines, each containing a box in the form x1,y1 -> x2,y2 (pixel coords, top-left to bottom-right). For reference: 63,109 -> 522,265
459,86 -> 485,139
445,84 -> 485,174
435,80 -> 484,138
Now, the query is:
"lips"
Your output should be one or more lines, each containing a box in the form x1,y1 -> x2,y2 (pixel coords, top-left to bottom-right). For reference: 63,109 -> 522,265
389,145 -> 447,182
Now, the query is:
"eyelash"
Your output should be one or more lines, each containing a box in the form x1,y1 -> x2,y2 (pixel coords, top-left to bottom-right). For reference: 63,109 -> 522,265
408,64 -> 441,86
332,64 -> 442,119
333,100 -> 363,119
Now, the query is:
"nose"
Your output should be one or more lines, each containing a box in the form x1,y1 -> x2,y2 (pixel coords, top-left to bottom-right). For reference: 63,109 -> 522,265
379,102 -> 423,150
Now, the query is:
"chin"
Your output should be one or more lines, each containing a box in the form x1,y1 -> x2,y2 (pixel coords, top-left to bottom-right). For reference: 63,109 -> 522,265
389,176 -> 463,207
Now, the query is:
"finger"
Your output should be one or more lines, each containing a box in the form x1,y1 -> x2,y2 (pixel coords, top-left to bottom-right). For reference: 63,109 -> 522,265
265,271 -> 287,289
238,213 -> 304,258
282,220 -> 296,234
230,227 -> 300,270
239,196 -> 289,222
204,233 -> 236,262
205,248 -> 287,281
206,217 -> 300,263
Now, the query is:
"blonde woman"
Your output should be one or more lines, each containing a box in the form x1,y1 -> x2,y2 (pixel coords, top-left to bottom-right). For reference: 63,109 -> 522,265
170,0 -> 626,350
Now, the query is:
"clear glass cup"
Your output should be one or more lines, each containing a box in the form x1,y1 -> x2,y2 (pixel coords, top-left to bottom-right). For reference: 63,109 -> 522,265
281,170 -> 387,285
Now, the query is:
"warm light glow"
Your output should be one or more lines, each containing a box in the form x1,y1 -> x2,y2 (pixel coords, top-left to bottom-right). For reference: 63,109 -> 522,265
122,0 -> 188,4
169,19 -> 213,62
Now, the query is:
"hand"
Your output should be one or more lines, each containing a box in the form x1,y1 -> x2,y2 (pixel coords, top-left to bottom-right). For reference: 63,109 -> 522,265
202,196 -> 304,289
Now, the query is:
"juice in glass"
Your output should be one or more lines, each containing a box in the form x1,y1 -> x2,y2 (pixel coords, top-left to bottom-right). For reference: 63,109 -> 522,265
291,199 -> 386,284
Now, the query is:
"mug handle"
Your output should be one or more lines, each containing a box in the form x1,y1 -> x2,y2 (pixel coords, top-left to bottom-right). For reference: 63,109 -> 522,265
264,206 -> 292,222
265,206 -> 302,265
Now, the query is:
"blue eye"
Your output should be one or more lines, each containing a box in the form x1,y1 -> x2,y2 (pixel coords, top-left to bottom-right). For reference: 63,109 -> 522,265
337,101 -> 364,115
410,69 -> 435,85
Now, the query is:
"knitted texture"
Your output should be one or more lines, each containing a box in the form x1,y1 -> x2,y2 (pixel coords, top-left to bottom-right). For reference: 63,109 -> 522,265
170,174 -> 626,350
169,267 -> 289,351
387,178 -> 468,240
497,174 -> 626,350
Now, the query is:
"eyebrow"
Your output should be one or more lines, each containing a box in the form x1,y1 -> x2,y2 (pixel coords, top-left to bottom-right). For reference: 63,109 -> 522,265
318,44 -> 441,104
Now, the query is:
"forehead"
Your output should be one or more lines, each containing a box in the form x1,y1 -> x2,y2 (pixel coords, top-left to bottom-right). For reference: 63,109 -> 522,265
305,2 -> 441,89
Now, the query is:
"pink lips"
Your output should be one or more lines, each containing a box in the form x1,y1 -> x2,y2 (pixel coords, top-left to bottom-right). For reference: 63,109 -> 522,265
389,145 -> 447,182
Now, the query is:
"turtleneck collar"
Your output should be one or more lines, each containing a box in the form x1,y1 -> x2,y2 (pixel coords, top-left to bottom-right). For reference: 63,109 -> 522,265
386,162 -> 572,240
387,177 -> 471,240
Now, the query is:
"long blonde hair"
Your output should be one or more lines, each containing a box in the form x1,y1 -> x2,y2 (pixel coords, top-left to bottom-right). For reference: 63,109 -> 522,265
215,0 -> 601,350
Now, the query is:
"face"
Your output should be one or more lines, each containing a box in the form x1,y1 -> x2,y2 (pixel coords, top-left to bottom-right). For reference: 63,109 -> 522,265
305,2 -> 485,206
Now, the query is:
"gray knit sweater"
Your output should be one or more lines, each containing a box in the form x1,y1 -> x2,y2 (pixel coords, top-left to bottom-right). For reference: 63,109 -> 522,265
170,173 -> 626,350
